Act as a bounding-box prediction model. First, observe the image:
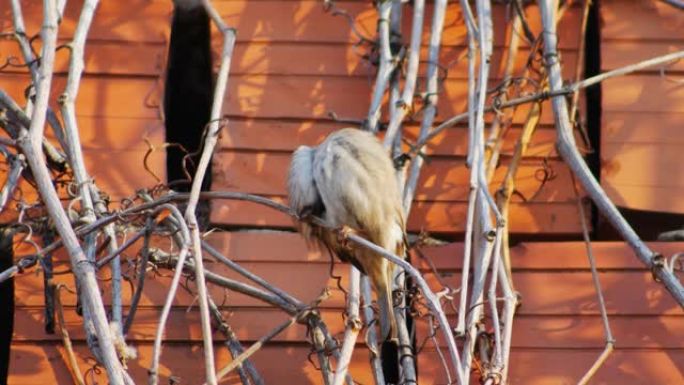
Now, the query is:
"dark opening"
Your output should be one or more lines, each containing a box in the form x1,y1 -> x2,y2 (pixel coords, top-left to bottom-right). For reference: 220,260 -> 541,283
584,0 -> 602,235
164,3 -> 213,193
0,229 -> 14,385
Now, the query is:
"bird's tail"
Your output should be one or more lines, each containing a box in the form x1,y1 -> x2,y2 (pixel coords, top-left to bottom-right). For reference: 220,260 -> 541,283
376,279 -> 397,343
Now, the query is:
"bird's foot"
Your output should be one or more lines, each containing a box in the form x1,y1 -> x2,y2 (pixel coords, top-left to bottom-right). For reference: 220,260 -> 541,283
336,225 -> 357,250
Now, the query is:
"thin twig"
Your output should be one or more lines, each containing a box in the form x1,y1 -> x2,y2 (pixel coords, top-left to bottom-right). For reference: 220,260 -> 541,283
207,295 -> 264,385
572,176 -> 615,385
181,3 -> 238,382
412,50 -> 684,156
54,284 -> 87,385
209,294 -> 327,384
149,205 -> 191,385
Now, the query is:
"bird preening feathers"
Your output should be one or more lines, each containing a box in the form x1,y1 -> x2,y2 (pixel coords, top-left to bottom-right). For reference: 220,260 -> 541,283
287,128 -> 407,344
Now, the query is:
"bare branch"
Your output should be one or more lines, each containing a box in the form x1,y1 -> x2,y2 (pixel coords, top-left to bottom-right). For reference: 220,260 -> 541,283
382,0 -> 425,148
538,0 -> 684,305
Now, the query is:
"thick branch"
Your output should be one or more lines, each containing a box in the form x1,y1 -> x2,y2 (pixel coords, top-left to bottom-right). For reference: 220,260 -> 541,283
538,0 -> 684,305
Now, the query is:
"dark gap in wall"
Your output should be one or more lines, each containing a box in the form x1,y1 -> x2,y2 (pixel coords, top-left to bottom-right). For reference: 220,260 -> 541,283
164,2 -> 213,223
584,0 -> 602,236
0,229 -> 15,385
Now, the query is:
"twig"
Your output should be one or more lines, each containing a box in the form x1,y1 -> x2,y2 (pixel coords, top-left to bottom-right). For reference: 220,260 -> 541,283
339,233 -> 464,384
149,205 -> 191,385
332,266 -> 361,385
41,230 -> 56,334
8,0 -> 67,169
12,0 -> 127,382
454,0 -> 479,340
496,96 -> 543,289
0,154 -> 26,213
569,0 -> 592,127
394,271 -> 417,384
484,8 -> 523,181
538,0 -> 684,306
207,295 -> 264,385
361,276 -> 386,385
209,295 -> 327,384
402,0 -> 447,214
572,177 -> 615,385
365,1 -> 395,133
660,0 -> 684,10
180,3 -> 237,382
382,0 -> 425,148
96,229 -> 146,269
122,221 -> 152,334
58,0 -> 127,329
461,200 -> 495,382
54,284 -> 87,385
202,241 -> 302,307
412,50 -> 684,156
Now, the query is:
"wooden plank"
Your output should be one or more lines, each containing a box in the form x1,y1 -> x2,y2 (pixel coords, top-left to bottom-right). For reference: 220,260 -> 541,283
203,232 -> 683,269
419,349 -> 684,385
413,314 -> 683,350
603,75 -> 684,114
18,230 -> 671,271
0,74 -> 160,119
14,262 -> 676,315
13,261 -> 340,309
0,1 -> 172,43
8,342 -> 375,385
601,143 -> 684,188
40,117 -> 165,151
1,1 -> 581,46
12,307 -> 346,344
221,75 -> 562,124
412,241 -> 684,271
0,72 -> 559,123
13,307 -> 683,349
209,198 -> 585,234
601,0 -> 684,41
425,270 -> 683,316
212,152 -> 576,202
603,112 -> 684,145
601,183 -> 684,214
602,41 -> 684,73
0,40 -> 165,76
215,42 -> 578,78
218,120 -> 560,157
0,148 -> 164,214
210,1 -> 581,47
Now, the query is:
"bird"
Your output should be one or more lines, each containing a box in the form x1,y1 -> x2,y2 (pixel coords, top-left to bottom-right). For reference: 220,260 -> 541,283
287,127 -> 407,344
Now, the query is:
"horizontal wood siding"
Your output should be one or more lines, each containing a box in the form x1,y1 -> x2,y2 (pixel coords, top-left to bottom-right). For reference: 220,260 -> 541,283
210,1 -> 586,234
11,2 -> 683,385
600,0 -> 684,213
10,233 -> 683,383
0,0 -> 169,207
3,1 -> 170,384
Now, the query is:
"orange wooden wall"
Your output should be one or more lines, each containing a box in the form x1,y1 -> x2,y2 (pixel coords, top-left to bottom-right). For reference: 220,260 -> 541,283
210,0 -> 588,235
600,0 -> 684,213
0,1 -> 168,205
5,1 -> 683,385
